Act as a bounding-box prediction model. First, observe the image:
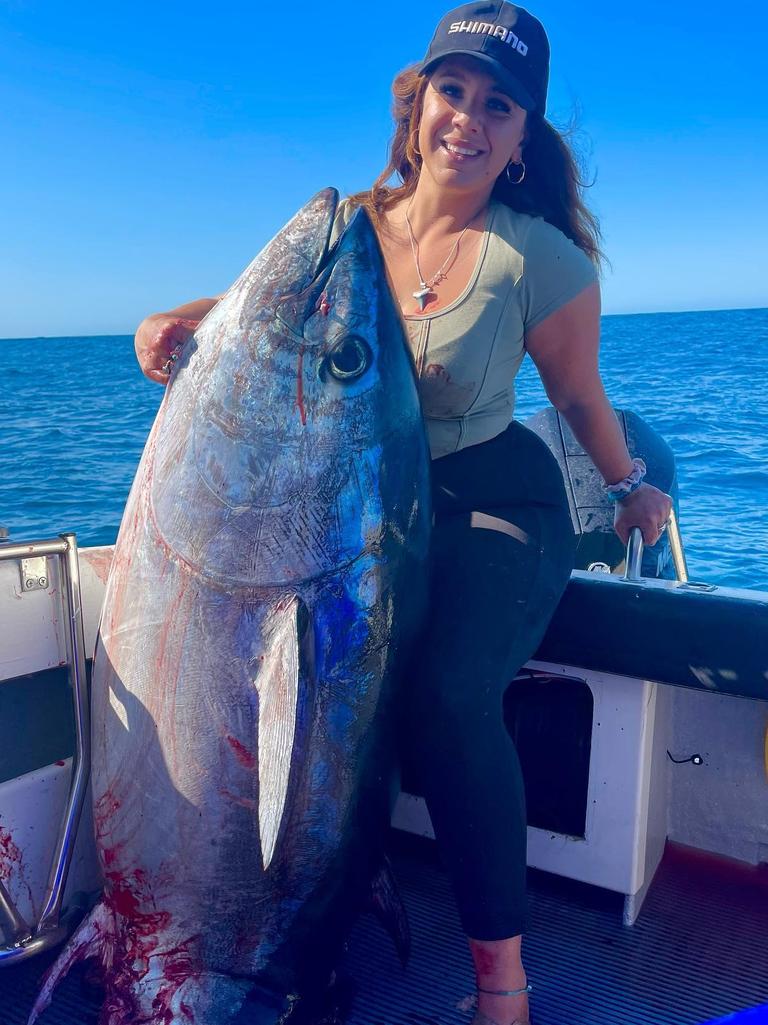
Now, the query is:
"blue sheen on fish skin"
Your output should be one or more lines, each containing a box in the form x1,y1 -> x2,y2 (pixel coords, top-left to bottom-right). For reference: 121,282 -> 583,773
27,191 -> 432,1025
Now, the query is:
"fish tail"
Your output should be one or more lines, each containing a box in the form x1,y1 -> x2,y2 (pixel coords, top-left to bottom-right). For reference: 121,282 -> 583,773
27,901 -> 112,1024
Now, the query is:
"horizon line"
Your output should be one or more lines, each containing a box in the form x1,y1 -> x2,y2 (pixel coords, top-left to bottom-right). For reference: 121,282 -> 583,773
2,303 -> 766,342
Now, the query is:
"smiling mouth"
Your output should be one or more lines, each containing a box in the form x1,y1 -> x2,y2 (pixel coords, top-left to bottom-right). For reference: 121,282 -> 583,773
442,141 -> 483,157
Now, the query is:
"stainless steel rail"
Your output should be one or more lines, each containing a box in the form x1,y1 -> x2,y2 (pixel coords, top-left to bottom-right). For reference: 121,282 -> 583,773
0,533 -> 91,965
0,538 -> 69,559
623,509 -> 689,583
667,510 -> 689,583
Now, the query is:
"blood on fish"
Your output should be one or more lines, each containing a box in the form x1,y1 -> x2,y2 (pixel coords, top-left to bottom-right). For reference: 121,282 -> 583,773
55,759 -> 66,766
158,939 -> 204,984
94,789 -> 123,841
318,292 -> 331,316
225,735 -> 257,770
296,344 -> 307,426
89,865 -> 202,1024
218,788 -> 259,812
102,844 -> 123,868
105,872 -> 142,918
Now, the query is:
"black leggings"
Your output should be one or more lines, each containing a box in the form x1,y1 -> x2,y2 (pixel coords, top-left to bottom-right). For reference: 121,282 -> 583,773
398,421 -> 577,941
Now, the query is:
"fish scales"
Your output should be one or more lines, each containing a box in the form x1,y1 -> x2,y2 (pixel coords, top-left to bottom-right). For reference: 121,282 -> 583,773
29,190 -> 431,1025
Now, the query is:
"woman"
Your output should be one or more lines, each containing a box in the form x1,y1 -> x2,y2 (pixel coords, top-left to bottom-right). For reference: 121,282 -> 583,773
135,4 -> 672,1023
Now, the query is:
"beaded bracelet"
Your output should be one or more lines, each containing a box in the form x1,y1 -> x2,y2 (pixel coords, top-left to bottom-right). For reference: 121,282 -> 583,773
603,457 -> 647,502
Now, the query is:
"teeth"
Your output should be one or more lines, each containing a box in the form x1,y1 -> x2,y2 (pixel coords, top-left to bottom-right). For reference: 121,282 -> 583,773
445,142 -> 480,156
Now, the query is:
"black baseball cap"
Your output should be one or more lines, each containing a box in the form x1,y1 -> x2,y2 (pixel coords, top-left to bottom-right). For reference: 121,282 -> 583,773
418,2 -> 550,113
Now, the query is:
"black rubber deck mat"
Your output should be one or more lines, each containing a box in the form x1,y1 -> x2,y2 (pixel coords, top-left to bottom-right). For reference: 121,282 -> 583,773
2,838 -> 766,1025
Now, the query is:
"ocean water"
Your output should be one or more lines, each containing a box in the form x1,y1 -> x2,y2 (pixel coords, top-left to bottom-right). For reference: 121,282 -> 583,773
1,307 -> 766,590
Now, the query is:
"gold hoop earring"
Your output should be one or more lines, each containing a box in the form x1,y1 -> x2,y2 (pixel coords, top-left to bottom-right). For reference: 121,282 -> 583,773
506,160 -> 526,185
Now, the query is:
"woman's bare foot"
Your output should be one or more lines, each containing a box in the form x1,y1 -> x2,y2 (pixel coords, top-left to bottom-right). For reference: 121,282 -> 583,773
468,935 -> 530,1025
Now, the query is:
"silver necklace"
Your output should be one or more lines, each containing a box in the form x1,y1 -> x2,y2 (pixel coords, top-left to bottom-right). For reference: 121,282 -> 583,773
404,203 -> 476,312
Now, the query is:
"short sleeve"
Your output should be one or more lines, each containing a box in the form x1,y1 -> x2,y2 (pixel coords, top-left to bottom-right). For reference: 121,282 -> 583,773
519,217 -> 598,331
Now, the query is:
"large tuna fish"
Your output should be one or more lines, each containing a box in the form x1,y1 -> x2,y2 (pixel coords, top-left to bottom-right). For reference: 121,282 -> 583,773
29,189 -> 431,1025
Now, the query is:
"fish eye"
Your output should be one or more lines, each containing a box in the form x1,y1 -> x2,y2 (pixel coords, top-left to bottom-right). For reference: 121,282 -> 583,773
325,336 -> 372,381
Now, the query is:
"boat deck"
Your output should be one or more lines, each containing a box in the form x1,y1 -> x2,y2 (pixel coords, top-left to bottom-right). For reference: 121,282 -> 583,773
3,835 -> 767,1025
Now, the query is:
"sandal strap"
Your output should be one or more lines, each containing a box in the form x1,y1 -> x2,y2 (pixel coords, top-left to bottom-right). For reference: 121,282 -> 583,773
477,984 -> 532,997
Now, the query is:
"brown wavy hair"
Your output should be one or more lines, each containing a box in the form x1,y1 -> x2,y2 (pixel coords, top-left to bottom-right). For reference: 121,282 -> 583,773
350,63 -> 603,266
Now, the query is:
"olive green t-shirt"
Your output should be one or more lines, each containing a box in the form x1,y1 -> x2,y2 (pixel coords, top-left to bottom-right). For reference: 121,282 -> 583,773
332,199 -> 597,459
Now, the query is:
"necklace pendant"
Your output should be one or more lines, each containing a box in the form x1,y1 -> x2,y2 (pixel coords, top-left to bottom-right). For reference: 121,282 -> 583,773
412,284 -> 433,311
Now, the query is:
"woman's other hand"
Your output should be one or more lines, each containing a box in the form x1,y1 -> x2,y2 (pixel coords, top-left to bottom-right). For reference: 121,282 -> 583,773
134,313 -> 199,384
613,482 -> 673,548
134,297 -> 221,384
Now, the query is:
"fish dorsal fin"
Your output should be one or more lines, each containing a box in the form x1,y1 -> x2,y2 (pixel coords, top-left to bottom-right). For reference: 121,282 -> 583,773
274,199 -> 386,340
219,188 -> 339,318
270,187 -> 339,296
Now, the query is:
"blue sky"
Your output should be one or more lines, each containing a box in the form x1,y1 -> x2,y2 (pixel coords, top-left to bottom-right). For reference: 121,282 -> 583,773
1,1 -> 766,337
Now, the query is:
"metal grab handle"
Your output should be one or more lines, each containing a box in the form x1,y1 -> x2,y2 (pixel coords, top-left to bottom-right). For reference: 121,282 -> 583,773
623,527 -> 645,581
623,509 -> 688,583
667,510 -> 688,582
0,533 -> 91,965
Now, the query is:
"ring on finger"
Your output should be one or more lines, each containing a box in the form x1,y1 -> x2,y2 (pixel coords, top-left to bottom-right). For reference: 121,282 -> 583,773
161,345 -> 184,376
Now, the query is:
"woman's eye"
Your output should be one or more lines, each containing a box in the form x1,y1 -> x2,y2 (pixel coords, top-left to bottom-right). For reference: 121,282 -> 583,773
324,336 -> 372,381
487,98 -> 512,114
439,83 -> 462,98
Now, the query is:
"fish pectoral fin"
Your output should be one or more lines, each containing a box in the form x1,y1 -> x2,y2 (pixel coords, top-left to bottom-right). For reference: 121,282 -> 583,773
255,595 -> 314,871
368,855 -> 411,967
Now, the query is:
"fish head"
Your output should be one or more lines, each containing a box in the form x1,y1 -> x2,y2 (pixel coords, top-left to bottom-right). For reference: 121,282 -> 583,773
275,201 -> 420,444
149,192 -> 429,589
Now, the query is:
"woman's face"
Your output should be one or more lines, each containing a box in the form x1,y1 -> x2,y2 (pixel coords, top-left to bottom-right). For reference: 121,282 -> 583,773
417,55 -> 527,197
